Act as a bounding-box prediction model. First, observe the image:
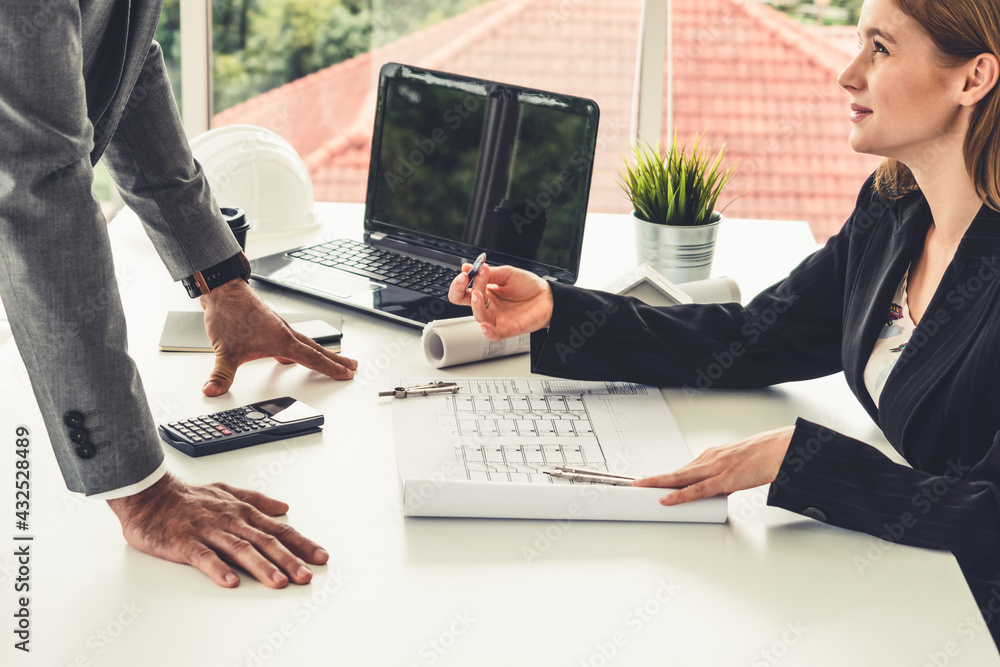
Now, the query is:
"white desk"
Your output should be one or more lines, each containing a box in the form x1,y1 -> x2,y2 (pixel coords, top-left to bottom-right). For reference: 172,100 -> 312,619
3,205 -> 998,666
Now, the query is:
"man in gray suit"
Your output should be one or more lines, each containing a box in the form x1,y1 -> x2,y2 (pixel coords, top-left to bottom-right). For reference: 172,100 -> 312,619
0,1 -> 357,587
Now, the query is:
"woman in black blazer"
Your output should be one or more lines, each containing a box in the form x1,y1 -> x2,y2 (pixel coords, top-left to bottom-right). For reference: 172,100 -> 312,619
450,0 -> 1000,645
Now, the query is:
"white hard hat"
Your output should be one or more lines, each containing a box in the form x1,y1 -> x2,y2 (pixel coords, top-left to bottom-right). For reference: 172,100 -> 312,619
189,124 -> 316,233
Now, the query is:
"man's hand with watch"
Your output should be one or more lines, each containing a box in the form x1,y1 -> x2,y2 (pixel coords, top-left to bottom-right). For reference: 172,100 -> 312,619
184,252 -> 358,396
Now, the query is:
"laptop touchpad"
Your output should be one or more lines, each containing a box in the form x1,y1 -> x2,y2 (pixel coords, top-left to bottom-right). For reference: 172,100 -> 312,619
277,266 -> 383,299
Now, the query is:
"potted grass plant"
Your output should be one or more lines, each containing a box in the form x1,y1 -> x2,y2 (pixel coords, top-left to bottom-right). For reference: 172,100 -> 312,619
617,132 -> 739,283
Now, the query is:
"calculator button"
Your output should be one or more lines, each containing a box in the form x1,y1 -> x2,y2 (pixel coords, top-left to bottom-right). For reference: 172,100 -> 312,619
191,436 -> 203,443
246,411 -> 267,421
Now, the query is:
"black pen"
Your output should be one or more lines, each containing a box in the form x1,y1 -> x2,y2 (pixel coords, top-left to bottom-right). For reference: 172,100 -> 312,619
466,252 -> 487,290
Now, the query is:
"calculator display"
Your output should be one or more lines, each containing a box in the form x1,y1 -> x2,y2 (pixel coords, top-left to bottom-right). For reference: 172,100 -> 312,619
255,397 -> 296,416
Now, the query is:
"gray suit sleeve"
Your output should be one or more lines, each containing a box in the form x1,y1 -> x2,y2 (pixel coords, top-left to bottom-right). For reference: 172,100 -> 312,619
0,1 -> 164,494
102,40 -> 242,280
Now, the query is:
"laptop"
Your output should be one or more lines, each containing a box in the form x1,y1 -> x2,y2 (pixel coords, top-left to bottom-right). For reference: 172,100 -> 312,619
250,62 -> 600,328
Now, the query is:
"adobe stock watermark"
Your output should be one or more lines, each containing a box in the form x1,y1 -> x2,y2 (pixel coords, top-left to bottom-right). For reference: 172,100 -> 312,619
507,134 -> 597,240
920,587 -> 997,667
577,578 -> 682,667
371,0 -> 406,30
521,451 -> 633,563
750,620 -> 809,667
57,600 -> 145,667
231,568 -> 351,667
740,86 -> 840,180
680,292 -> 801,401
199,106 -> 295,195
382,94 -> 480,192
853,458 -> 971,575
893,253 -> 1000,366
14,0 -> 66,41
352,330 -> 428,394
247,439 -> 308,493
547,0 -> 597,25
552,300 -> 621,364
405,610 -> 477,667
397,458 -> 468,517
674,0 -> 754,67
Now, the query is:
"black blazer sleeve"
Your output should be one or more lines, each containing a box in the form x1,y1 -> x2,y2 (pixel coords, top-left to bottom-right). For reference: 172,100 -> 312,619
770,419 -> 1000,572
529,177 -> 878,387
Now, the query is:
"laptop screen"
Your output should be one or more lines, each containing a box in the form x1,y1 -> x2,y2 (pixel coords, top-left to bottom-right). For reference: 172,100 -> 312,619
366,63 -> 600,283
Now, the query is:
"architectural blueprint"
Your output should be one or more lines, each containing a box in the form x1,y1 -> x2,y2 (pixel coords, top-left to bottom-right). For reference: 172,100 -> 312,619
391,378 -> 728,522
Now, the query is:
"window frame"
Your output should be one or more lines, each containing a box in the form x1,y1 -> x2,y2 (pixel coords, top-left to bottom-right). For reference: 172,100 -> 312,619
178,0 -> 667,147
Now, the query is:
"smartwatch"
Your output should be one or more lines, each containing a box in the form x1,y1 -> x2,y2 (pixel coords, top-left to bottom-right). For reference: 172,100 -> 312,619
181,252 -> 252,298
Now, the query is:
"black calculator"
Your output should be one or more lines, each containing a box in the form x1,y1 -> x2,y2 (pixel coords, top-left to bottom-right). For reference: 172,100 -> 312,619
157,397 -> 324,457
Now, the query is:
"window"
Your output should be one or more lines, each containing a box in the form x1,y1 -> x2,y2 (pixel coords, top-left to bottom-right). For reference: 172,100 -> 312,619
172,0 -> 877,241
667,0 -> 877,240
209,0 -> 642,213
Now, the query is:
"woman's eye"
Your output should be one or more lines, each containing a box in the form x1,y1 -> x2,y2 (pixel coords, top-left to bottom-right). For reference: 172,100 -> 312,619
873,40 -> 888,54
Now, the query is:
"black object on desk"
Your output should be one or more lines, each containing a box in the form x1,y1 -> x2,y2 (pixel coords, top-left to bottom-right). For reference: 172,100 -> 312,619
158,397 -> 323,457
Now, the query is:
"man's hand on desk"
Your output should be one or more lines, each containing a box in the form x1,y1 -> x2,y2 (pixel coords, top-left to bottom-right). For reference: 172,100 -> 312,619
448,262 -> 554,341
633,426 -> 795,505
200,280 -> 358,396
107,472 -> 328,588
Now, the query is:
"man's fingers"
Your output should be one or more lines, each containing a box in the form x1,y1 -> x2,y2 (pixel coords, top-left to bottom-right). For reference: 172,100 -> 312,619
231,522 -> 314,585
204,529 -> 290,589
247,513 -> 330,566
218,483 -> 290,516
220,486 -> 330,564
203,355 -> 238,396
219,485 -> 330,566
281,331 -> 356,379
183,540 -> 241,588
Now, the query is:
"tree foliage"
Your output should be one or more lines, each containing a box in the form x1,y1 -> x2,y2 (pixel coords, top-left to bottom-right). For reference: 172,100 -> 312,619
765,0 -> 864,25
208,0 -> 488,113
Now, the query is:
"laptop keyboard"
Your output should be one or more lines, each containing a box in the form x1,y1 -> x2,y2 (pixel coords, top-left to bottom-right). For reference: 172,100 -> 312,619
287,239 -> 455,297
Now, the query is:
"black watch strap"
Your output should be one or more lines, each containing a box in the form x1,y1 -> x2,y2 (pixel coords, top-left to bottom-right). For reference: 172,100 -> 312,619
182,252 -> 252,298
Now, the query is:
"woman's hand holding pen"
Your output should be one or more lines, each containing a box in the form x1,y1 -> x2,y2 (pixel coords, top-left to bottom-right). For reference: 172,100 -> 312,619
448,262 -> 554,341
633,426 -> 795,505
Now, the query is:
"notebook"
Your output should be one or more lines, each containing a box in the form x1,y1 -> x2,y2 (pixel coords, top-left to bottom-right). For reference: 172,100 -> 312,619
250,62 -> 600,328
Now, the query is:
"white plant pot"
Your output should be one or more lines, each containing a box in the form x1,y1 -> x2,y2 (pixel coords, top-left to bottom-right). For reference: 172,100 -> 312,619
633,211 -> 722,284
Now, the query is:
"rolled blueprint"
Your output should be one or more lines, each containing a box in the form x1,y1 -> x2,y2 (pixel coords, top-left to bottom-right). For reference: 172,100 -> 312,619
422,316 -> 530,369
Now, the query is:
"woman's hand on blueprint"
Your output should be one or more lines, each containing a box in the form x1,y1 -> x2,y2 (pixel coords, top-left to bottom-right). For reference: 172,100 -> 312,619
449,262 -> 554,341
633,426 -> 796,505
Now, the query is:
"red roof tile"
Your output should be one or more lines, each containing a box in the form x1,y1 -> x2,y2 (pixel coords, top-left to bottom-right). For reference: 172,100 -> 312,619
214,0 -> 881,242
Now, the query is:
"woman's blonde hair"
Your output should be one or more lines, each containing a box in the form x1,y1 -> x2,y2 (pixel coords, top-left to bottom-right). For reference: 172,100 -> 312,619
873,0 -> 1000,210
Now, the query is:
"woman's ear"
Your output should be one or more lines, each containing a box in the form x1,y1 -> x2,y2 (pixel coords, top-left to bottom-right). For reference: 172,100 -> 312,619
960,53 -> 1000,107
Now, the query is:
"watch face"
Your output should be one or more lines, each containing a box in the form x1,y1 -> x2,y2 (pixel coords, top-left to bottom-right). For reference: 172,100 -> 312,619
184,253 -> 251,297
